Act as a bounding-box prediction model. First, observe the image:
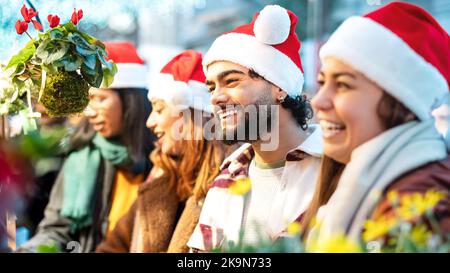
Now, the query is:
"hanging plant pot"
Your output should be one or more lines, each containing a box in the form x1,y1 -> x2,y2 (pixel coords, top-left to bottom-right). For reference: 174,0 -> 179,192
4,5 -> 117,123
40,71 -> 90,117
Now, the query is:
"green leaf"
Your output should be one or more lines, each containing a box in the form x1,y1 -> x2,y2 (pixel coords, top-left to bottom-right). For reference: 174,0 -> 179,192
101,61 -> 117,87
75,30 -> 99,45
38,32 -> 50,40
12,77 -> 26,91
102,67 -> 114,88
36,39 -> 70,65
76,45 -> 97,56
6,40 -> 36,70
111,61 -> 118,74
64,56 -> 83,72
18,126 -> 67,160
83,54 -> 97,70
41,63 -> 58,74
62,22 -> 77,32
13,62 -> 26,76
68,33 -> 97,56
96,44 -> 107,55
50,29 -> 65,39
97,51 -> 113,70
81,59 -> 103,88
81,65 -> 96,76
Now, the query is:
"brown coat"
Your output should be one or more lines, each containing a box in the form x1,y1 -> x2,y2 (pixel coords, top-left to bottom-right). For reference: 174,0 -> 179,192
372,157 -> 450,233
95,176 -> 203,253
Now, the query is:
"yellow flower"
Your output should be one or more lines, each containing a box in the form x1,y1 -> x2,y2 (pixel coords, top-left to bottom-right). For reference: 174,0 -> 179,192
287,222 -> 302,235
397,191 -> 446,221
228,178 -> 251,195
410,224 -> 432,246
387,191 -> 399,205
307,234 -> 362,253
423,190 -> 446,208
363,216 -> 398,242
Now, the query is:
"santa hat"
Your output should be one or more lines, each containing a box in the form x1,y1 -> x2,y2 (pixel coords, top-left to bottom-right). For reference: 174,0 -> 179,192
148,50 -> 212,113
104,42 -> 148,89
320,2 -> 450,121
203,5 -> 304,97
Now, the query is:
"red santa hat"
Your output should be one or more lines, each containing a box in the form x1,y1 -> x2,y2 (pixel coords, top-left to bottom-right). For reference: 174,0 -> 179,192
104,42 -> 148,89
202,5 -> 305,97
148,50 -> 212,113
319,2 -> 450,121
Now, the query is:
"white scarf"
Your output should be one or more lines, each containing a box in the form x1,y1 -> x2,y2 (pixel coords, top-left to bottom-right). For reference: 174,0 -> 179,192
308,119 -> 447,245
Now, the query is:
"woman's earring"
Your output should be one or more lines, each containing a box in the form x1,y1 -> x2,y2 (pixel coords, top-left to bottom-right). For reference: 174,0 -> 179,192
278,96 -> 285,103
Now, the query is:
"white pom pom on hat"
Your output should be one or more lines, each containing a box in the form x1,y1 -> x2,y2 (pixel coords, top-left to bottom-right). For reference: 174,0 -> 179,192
254,5 -> 291,45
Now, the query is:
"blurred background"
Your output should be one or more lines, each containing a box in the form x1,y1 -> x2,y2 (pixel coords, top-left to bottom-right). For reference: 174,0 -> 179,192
1,0 -> 449,95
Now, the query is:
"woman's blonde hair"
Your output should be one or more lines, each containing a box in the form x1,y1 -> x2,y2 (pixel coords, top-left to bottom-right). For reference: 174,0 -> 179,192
150,108 -> 225,201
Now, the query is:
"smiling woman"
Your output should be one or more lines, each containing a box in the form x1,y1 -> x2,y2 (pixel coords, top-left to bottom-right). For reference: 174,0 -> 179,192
146,99 -> 183,156
302,2 -> 450,251
312,57 -> 388,164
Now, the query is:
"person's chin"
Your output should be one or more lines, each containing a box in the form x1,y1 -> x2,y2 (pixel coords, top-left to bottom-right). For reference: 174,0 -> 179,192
220,127 -> 239,145
97,130 -> 112,138
161,144 -> 172,155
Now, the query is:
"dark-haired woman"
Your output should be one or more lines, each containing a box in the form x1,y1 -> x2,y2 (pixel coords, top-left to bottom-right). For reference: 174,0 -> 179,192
19,42 -> 154,252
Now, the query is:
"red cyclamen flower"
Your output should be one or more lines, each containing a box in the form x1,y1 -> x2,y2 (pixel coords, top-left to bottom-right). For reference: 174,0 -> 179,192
71,8 -> 83,25
19,4 -> 42,31
31,20 -> 43,31
20,4 -> 38,23
47,14 -> 60,28
15,20 -> 29,35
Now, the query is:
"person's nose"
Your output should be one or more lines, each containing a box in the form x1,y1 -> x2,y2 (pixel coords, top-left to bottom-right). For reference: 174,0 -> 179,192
146,111 -> 157,130
83,105 -> 98,118
210,86 -> 230,106
311,85 -> 334,112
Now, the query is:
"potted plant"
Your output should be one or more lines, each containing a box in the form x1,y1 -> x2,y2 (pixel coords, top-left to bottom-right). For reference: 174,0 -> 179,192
3,5 -> 117,118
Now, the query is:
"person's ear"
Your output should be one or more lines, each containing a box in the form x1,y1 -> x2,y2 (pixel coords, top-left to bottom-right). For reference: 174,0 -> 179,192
275,88 -> 288,104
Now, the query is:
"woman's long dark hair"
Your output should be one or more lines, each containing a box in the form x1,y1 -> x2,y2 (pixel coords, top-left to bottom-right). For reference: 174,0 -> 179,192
69,88 -> 155,174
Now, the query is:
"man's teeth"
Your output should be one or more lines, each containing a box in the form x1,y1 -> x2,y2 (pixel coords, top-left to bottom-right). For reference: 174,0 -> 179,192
219,109 -> 238,120
320,120 -> 345,137
320,120 -> 345,129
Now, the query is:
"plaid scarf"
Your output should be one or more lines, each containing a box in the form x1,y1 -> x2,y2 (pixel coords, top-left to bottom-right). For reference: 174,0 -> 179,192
188,125 -> 323,251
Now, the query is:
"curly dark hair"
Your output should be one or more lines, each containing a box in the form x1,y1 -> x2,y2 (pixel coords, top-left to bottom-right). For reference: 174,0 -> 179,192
248,69 -> 313,130
281,95 -> 314,130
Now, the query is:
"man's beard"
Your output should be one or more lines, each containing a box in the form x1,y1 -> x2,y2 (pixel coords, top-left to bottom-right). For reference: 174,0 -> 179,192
220,95 -> 276,146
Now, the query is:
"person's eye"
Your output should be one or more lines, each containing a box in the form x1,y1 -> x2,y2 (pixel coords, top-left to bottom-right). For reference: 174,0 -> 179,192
337,82 -> 352,90
317,79 -> 325,87
207,86 -> 215,93
96,95 -> 107,102
225,78 -> 238,86
154,106 -> 164,114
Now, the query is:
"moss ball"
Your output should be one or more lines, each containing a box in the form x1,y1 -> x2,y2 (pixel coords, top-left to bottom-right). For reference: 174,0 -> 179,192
40,71 -> 90,117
